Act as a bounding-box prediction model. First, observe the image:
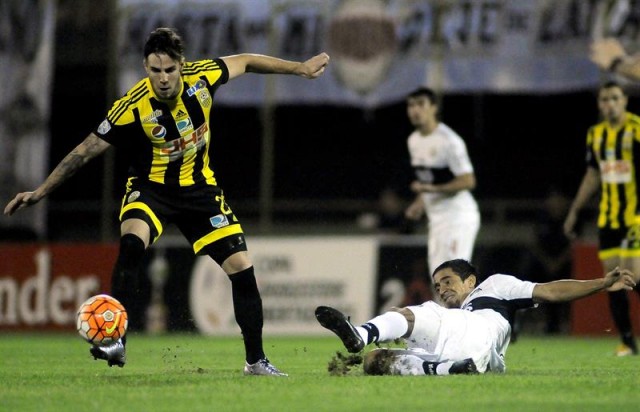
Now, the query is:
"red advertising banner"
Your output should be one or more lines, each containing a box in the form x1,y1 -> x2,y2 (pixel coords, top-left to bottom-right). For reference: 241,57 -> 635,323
570,242 -> 640,336
0,243 -> 117,331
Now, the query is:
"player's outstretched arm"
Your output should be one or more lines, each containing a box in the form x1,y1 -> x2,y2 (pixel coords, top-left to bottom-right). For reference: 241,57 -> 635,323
564,167 -> 600,239
222,52 -> 330,80
4,133 -> 111,216
590,38 -> 640,80
532,267 -> 636,303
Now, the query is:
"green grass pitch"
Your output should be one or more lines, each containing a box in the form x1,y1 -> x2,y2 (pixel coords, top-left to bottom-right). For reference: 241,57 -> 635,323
1,332 -> 639,412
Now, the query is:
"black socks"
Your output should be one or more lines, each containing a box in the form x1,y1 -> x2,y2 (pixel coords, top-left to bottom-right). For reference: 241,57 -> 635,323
111,234 -> 146,343
229,266 -> 265,364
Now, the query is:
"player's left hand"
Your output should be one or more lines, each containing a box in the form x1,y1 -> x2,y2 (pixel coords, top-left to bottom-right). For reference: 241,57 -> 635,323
604,267 -> 637,291
298,52 -> 330,79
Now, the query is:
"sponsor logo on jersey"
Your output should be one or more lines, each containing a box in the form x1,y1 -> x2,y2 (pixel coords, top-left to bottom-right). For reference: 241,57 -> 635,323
152,125 -> 167,138
197,89 -> 212,108
127,191 -> 140,203
158,122 -> 209,161
142,109 -> 163,124
209,214 -> 230,228
175,109 -> 188,119
177,117 -> 193,134
97,119 -> 111,135
186,79 -> 206,97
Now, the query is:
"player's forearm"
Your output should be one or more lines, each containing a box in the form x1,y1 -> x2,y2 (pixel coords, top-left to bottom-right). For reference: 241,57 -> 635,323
533,278 -> 606,302
244,54 -> 301,75
35,134 -> 109,198
568,169 -> 599,213
416,174 -> 476,194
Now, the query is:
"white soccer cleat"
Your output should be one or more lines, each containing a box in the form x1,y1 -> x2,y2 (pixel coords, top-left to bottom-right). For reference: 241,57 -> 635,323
243,358 -> 288,376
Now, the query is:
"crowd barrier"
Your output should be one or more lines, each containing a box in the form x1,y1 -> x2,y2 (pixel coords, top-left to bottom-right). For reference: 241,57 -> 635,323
2,238 -> 638,336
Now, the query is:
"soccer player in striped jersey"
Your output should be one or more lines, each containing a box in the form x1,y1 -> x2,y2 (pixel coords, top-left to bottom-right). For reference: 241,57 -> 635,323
403,87 -> 480,278
564,81 -> 640,356
316,259 -> 636,375
4,27 -> 330,375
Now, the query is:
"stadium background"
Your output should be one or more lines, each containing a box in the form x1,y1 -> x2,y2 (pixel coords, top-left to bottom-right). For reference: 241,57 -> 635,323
2,0 -> 640,336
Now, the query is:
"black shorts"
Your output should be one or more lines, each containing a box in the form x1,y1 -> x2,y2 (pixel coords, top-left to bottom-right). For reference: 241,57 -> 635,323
119,177 -> 247,264
598,225 -> 640,260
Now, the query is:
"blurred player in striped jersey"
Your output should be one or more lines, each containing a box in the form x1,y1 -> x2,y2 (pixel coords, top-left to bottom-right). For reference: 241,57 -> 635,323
4,27 -> 329,375
564,81 -> 640,356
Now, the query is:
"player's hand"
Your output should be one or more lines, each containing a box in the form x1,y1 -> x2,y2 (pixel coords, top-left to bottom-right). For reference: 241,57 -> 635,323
604,267 -> 636,291
590,38 -> 626,71
4,191 -> 42,216
404,200 -> 424,221
410,181 -> 437,193
298,52 -> 330,79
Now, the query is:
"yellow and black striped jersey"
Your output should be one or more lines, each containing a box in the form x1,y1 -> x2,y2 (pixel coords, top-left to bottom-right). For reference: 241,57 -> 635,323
586,112 -> 640,229
94,58 -> 229,187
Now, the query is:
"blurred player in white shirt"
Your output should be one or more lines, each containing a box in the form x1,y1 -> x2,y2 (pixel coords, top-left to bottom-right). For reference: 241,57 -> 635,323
316,259 -> 636,375
403,87 -> 480,276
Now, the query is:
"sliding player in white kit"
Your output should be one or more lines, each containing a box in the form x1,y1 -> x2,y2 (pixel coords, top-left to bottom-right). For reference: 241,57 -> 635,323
403,87 -> 480,276
316,259 -> 636,375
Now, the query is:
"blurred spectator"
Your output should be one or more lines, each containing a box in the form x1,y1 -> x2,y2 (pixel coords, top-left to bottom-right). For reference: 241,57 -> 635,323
519,188 -> 573,334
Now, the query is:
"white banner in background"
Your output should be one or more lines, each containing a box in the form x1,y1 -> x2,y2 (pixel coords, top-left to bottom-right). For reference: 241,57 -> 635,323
116,0 -> 640,104
189,236 -> 377,335
0,0 -> 55,238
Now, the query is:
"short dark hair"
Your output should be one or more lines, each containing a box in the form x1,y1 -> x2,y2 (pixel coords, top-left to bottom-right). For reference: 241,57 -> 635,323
432,259 -> 478,282
143,27 -> 184,61
600,80 -> 626,96
407,87 -> 437,105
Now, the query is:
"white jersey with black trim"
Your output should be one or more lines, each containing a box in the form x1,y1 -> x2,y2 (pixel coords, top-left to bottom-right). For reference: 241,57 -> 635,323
407,122 -> 479,217
461,274 -> 537,371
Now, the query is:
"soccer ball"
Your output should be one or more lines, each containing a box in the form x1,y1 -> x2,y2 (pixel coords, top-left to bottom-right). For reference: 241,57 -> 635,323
76,294 -> 128,346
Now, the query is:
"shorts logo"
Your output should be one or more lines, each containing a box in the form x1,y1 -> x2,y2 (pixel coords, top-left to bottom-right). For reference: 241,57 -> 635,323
127,191 -> 140,203
97,119 -> 111,135
209,214 -> 229,228
152,125 -> 167,138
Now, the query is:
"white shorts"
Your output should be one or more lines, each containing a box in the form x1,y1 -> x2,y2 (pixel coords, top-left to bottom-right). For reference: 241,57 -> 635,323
427,211 -> 480,275
404,301 -> 494,373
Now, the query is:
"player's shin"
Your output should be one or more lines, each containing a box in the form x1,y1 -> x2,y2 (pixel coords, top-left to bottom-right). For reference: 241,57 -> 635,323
110,233 -> 146,344
229,266 -> 265,364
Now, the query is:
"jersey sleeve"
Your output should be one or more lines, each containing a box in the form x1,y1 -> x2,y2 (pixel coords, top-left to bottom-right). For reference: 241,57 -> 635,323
447,134 -> 475,176
93,83 -> 142,146
489,274 -> 536,300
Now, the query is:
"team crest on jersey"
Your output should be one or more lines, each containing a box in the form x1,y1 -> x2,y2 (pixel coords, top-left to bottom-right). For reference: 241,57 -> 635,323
177,118 -> 193,134
152,125 -> 167,138
196,89 -> 212,108
142,109 -> 163,124
97,120 -> 111,135
186,79 -> 206,97
209,214 -> 229,228
127,191 -> 140,203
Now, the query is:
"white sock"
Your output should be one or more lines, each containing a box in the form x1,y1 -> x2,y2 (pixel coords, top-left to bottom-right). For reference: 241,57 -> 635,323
365,311 -> 409,343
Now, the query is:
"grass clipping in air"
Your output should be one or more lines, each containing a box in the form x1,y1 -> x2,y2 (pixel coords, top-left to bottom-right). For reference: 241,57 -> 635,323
327,351 -> 363,376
